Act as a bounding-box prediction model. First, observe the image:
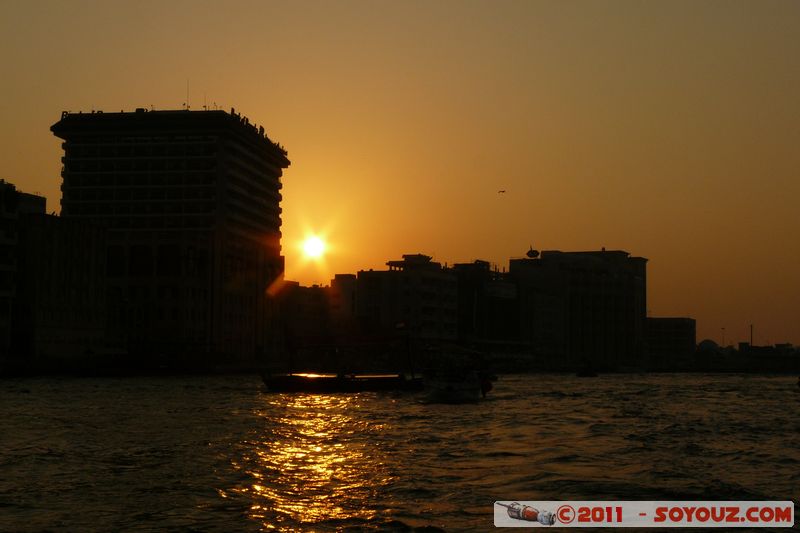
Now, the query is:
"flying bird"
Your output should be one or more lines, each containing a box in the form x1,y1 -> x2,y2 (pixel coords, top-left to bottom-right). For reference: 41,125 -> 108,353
498,189 -> 506,193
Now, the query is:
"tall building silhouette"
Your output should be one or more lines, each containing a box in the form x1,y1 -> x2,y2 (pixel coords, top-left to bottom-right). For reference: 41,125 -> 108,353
51,108 -> 290,367
508,250 -> 647,370
1,180 -> 48,363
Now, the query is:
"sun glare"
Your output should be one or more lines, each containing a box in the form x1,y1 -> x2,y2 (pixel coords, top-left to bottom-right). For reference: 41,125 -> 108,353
302,236 -> 326,259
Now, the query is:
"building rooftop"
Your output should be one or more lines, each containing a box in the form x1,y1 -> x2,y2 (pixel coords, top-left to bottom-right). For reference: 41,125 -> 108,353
51,107 -> 288,163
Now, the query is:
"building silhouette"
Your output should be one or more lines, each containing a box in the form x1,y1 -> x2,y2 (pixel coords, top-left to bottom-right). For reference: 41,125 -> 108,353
278,281 -> 331,347
272,250 -> 650,372
1,180 -> 22,356
646,317 -> 696,370
356,254 -> 458,343
13,213 -> 107,366
508,250 -> 647,370
329,273 -> 357,330
1,180 -> 49,363
452,260 -> 518,347
51,108 -> 290,367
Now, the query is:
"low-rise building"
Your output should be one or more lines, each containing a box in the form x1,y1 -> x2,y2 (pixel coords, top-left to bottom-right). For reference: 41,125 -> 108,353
13,213 -> 107,367
0,180 -> 20,358
1,181 -> 49,368
646,317 -> 696,370
357,254 -> 458,342
452,260 -> 517,345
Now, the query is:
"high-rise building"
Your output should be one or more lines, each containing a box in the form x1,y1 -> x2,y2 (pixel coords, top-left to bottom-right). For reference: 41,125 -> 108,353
51,108 -> 290,367
509,250 -> 647,371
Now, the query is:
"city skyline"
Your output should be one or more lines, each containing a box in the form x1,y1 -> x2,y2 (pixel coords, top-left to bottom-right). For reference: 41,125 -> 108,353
1,1 -> 799,346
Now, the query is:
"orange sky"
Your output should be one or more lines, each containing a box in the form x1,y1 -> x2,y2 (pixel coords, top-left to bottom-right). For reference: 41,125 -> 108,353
1,1 -> 798,345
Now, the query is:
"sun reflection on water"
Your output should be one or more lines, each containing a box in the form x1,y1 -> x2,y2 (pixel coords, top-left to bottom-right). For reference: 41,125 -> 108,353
227,394 -> 393,530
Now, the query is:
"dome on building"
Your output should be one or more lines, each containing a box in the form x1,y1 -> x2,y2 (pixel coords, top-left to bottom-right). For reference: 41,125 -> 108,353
697,339 -> 720,352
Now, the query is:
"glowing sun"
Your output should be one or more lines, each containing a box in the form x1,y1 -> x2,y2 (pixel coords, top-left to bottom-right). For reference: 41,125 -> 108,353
302,236 -> 326,259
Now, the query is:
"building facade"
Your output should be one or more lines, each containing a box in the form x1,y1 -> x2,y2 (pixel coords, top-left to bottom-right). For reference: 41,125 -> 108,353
0,180 -> 47,366
452,260 -> 518,346
51,108 -> 290,367
646,317 -> 696,370
356,254 -> 458,342
509,250 -> 648,371
13,214 -> 107,366
0,180 -> 19,358
329,273 -> 358,335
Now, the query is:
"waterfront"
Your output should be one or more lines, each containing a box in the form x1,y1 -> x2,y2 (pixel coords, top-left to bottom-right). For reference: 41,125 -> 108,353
1,374 -> 798,532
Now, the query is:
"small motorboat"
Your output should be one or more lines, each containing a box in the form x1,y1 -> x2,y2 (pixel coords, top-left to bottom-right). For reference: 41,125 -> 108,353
261,372 -> 424,393
576,362 -> 598,377
423,370 -> 494,404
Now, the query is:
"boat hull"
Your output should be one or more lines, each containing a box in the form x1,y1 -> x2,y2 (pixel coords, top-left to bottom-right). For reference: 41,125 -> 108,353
262,373 -> 424,393
424,373 -> 482,404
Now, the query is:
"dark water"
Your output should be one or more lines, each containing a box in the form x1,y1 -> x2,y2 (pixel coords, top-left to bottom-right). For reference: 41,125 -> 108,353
1,374 -> 798,532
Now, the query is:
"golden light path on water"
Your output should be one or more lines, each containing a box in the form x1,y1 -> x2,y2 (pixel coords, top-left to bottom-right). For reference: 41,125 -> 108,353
227,394 -> 393,530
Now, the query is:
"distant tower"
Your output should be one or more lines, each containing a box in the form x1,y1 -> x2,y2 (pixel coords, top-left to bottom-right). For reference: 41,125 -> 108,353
51,108 -> 290,366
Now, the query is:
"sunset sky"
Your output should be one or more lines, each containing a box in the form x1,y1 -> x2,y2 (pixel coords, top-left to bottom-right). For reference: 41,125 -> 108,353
1,1 -> 798,345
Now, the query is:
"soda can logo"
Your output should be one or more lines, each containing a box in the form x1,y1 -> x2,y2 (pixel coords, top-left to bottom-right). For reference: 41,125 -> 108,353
495,502 -> 556,526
